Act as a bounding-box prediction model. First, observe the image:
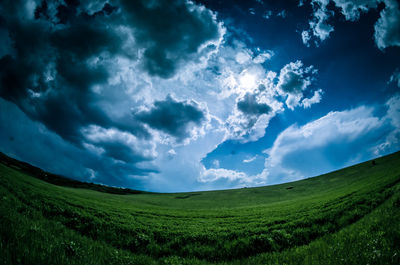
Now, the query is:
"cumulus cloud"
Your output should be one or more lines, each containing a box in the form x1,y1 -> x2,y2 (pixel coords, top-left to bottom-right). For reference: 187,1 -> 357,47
199,167 -> 248,183
374,94 -> 400,154
214,56 -> 320,142
197,100 -> 400,189
224,85 -> 280,142
0,1 -> 127,145
0,0 -> 327,191
236,51 -> 252,64
119,0 -> 222,78
186,41 -> 284,143
198,165 -> 267,188
81,125 -> 157,163
301,30 -> 312,46
237,92 -> 272,116
374,0 -> 400,49
385,94 -> 400,131
330,0 -> 377,21
0,98 -> 156,189
276,61 -> 320,110
302,89 -> 323,108
308,0 -> 334,44
266,106 -> 382,165
225,84 -> 283,142
0,0 -> 223,183
260,104 -> 397,184
135,95 -> 206,141
253,51 -> 274,64
302,0 -> 400,49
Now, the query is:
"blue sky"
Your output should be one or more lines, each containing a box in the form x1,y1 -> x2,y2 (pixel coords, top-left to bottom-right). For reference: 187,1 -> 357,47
0,0 -> 399,192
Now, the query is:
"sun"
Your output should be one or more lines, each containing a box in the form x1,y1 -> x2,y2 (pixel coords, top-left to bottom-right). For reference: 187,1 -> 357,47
239,71 -> 256,89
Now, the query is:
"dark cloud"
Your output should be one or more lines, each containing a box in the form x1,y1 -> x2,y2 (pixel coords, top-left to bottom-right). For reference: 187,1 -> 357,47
0,98 -> 156,189
120,0 -> 221,78
0,1 -> 127,143
136,95 -> 205,140
0,0 -> 219,139
0,0 -> 219,182
237,93 -> 271,116
100,141 -> 149,164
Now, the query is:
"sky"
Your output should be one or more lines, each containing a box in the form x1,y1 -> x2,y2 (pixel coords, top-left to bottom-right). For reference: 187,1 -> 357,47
0,0 -> 399,192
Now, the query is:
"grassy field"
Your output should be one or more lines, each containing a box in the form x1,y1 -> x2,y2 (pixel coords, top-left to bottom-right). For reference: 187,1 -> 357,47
1,152 -> 400,264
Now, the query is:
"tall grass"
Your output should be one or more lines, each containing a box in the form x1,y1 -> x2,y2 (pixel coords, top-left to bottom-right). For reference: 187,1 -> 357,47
1,152 -> 400,264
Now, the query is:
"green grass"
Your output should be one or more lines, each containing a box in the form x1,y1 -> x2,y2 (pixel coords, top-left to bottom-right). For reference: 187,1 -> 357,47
1,152 -> 400,264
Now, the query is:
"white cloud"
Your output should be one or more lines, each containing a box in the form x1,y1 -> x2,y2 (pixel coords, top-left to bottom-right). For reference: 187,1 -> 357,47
239,70 -> 258,89
225,83 -> 284,142
302,0 -> 400,49
81,125 -> 157,161
332,0 -> 377,21
374,0 -> 400,49
266,106 -> 381,164
253,51 -> 273,64
243,155 -> 257,163
259,105 -> 392,184
277,61 -> 313,93
310,2 -> 334,42
0,0 -> 330,192
276,60 -> 320,110
147,123 -> 226,191
386,94 -> 400,128
198,106 -> 386,189
215,58 -> 320,142
302,89 -> 323,108
375,94 -> 400,154
110,34 -> 323,190
235,51 -> 253,64
301,30 -> 312,46
301,0 -> 334,46
198,165 -> 268,188
199,167 -> 248,183
188,98 -> 400,191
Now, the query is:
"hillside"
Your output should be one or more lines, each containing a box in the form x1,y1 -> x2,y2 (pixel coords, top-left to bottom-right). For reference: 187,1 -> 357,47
1,152 -> 400,264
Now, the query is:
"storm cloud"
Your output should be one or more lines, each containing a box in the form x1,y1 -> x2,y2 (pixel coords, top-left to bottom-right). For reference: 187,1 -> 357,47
2,0 -> 394,193
0,0 -> 133,143
119,0 -> 221,78
0,0 -> 221,176
135,95 -> 206,141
